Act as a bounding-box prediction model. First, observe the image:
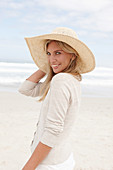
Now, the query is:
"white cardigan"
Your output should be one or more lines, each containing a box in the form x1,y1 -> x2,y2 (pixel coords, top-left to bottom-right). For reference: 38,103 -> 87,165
18,72 -> 81,165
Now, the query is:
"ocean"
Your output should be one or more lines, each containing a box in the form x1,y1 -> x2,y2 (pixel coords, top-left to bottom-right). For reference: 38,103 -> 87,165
0,62 -> 113,98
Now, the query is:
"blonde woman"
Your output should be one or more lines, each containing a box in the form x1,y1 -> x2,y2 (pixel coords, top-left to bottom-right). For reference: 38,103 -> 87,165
18,27 -> 95,170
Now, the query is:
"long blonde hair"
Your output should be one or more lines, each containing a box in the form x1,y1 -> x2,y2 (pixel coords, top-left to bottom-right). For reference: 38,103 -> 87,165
38,40 -> 82,102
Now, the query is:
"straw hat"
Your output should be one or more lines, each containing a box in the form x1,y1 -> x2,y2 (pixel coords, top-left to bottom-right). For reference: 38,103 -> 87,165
25,27 -> 95,74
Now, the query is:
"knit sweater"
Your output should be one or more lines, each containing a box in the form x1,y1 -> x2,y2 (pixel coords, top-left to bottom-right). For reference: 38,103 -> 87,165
18,72 -> 81,165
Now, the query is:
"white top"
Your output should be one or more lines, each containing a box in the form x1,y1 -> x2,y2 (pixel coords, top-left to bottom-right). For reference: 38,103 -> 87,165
18,72 -> 81,165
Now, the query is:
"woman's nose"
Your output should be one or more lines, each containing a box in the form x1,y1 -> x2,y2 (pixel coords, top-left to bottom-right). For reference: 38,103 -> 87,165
49,54 -> 57,61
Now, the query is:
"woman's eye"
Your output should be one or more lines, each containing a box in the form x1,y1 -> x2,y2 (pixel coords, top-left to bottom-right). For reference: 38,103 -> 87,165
56,52 -> 61,55
46,52 -> 51,55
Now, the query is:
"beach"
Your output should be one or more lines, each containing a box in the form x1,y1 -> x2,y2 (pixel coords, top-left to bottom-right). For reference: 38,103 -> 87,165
0,91 -> 113,170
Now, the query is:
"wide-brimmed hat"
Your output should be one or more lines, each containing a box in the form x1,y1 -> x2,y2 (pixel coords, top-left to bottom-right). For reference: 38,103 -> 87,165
25,27 -> 95,74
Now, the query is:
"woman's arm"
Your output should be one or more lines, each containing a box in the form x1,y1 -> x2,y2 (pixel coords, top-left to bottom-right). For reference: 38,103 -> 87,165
18,69 -> 46,97
22,142 -> 52,170
26,69 -> 46,83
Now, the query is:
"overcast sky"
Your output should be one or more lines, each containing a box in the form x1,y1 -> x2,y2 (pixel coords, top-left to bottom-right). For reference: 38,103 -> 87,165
0,0 -> 113,67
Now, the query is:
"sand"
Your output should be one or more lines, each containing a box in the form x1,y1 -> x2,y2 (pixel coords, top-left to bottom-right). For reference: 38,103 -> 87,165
0,91 -> 113,170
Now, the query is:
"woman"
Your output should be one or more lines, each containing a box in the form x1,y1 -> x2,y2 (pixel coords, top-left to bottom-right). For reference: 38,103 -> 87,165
18,27 -> 95,170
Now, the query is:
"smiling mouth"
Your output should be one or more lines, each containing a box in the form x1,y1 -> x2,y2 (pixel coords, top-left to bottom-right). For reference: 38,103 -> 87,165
51,64 -> 61,69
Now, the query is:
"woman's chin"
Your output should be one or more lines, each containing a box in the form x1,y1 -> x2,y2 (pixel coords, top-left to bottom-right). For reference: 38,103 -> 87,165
52,66 -> 65,73
53,69 -> 62,73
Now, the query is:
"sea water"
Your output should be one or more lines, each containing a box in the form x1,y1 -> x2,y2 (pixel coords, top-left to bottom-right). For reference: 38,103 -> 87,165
0,62 -> 113,97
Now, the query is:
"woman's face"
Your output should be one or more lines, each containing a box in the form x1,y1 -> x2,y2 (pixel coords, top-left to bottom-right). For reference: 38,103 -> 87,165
47,41 -> 74,73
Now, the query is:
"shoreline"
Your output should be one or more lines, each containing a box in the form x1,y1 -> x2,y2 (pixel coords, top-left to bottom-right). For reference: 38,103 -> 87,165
0,86 -> 113,98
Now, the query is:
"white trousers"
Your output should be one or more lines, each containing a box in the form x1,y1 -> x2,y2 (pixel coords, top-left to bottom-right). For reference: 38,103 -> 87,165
36,152 -> 75,170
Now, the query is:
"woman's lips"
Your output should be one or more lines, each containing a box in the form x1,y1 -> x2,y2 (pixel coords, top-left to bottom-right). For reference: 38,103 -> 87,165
51,64 -> 60,69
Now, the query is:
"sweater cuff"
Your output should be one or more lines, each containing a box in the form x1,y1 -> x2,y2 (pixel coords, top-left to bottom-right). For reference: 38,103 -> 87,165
18,80 -> 37,92
21,79 -> 37,88
40,131 -> 58,148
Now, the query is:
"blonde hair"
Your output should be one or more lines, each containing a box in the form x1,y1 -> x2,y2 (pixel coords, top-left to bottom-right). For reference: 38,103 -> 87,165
38,40 -> 82,102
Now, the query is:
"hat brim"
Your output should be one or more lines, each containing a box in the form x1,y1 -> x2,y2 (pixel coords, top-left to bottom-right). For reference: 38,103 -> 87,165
25,33 -> 95,74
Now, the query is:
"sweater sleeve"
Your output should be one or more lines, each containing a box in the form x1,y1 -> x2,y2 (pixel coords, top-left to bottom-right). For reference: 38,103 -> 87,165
18,80 -> 43,97
40,74 -> 71,147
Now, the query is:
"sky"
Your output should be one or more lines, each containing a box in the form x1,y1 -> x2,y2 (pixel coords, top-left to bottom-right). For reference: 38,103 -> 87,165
0,0 -> 113,68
